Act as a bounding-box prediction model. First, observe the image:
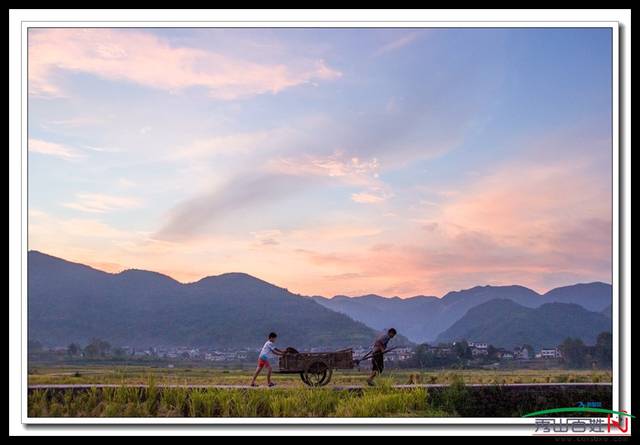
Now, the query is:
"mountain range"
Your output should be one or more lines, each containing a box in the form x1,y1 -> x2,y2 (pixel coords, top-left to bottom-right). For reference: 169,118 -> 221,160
312,282 -> 612,343
28,251 -> 612,350
28,251 -> 378,349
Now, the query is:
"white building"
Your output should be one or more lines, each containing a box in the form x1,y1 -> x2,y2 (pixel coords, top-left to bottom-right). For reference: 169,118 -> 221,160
427,345 -> 453,357
386,347 -> 413,361
540,347 -> 562,359
514,346 -> 530,360
471,347 -> 489,356
468,342 -> 488,349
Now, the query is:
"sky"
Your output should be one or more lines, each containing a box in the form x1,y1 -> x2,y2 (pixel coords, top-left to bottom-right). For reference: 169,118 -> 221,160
28,27 -> 613,297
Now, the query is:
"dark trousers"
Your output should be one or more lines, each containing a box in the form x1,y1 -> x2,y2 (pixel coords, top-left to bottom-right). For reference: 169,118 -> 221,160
372,351 -> 384,373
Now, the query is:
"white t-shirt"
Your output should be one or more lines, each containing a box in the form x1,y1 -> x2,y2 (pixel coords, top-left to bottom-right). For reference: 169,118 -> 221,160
259,341 -> 276,359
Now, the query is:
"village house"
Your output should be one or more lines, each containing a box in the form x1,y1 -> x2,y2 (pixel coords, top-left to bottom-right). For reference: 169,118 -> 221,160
386,347 -> 413,362
540,347 -> 562,359
513,346 -> 530,360
494,348 -> 510,359
471,347 -> 488,356
426,345 -> 453,357
467,341 -> 488,357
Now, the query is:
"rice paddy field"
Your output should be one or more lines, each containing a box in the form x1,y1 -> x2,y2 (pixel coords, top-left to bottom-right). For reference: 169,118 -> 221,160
29,382 -> 444,417
27,365 -> 612,418
28,364 -> 612,387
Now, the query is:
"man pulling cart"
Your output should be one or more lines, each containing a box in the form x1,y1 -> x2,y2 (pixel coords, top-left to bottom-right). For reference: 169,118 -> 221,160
264,328 -> 398,387
366,328 -> 397,386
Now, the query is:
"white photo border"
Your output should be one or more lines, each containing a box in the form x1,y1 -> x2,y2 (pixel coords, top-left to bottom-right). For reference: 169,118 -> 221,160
9,9 -> 630,435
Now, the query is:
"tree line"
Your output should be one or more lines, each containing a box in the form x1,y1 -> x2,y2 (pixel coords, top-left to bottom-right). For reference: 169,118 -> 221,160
28,332 -> 613,369
29,338 -> 127,359
559,332 -> 612,368
397,332 -> 612,369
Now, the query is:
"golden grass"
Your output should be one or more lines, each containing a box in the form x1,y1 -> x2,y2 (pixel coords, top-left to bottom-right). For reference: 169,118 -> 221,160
27,365 -> 611,387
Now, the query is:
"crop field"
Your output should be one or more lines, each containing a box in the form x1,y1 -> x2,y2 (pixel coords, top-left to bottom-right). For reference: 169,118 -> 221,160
28,364 -> 612,387
29,382 -> 444,417
27,365 -> 612,418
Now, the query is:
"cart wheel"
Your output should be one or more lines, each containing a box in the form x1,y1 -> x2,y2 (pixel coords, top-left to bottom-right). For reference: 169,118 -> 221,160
323,368 -> 333,385
299,372 -> 310,386
303,360 -> 332,387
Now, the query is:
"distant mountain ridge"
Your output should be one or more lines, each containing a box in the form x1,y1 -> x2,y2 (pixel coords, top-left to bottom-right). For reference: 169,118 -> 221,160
28,251 -> 379,349
312,282 -> 612,343
435,298 -> 612,350
28,250 -> 612,349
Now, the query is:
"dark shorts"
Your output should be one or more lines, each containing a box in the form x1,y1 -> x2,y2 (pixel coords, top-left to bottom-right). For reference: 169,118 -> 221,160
372,351 -> 384,373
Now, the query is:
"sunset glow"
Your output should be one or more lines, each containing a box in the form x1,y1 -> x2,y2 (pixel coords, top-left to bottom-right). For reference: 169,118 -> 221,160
28,28 -> 613,297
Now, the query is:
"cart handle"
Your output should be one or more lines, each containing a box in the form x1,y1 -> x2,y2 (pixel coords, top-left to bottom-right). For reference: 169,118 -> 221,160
355,346 -> 398,364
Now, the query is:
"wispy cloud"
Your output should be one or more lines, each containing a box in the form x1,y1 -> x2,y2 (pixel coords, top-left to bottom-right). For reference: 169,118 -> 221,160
44,116 -> 108,127
116,178 -> 136,189
28,138 -> 82,160
351,188 -> 393,204
154,173 -> 312,241
156,145 -> 394,241
374,32 -> 423,56
170,129 -> 285,160
63,193 -> 140,213
29,208 -> 133,245
250,229 -> 282,247
83,144 -> 121,153
268,151 -> 393,205
29,29 -> 342,99
323,272 -> 367,281
267,151 -> 381,186
290,224 -> 383,242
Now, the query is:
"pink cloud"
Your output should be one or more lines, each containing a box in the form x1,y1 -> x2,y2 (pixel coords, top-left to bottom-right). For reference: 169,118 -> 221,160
267,150 -> 381,187
28,29 -> 341,99
440,161 -> 611,253
33,150 -> 611,298
62,193 -> 141,214
28,125 -> 612,298
351,188 -> 392,204
281,149 -> 612,297
28,138 -> 82,160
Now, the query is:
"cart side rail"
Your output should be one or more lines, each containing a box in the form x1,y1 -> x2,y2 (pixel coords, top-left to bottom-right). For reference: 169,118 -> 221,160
278,349 -> 354,372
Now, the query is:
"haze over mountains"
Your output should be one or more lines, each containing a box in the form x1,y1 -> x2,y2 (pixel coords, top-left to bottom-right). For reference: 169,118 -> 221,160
28,251 -> 612,350
312,282 -> 612,343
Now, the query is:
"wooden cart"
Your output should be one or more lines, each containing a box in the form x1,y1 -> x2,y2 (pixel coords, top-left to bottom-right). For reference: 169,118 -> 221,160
278,348 -> 354,386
